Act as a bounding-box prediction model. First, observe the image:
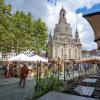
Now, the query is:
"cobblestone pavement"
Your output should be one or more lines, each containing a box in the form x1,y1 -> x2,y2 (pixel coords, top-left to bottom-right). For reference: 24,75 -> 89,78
0,77 -> 34,86
0,79 -> 36,100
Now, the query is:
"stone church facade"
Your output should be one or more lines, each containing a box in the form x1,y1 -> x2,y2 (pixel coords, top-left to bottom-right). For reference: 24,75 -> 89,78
48,7 -> 82,61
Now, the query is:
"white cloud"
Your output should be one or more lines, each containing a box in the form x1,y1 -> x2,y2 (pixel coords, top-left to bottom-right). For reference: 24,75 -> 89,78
82,42 -> 97,50
60,0 -> 100,11
45,0 -> 99,50
5,0 -> 99,50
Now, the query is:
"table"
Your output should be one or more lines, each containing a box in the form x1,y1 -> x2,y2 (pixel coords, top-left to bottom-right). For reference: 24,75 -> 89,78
39,91 -> 99,100
83,78 -> 97,84
89,75 -> 100,78
74,85 -> 95,96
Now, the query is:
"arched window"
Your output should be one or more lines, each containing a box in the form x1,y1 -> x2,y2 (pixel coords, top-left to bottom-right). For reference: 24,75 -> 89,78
63,13 -> 65,18
75,48 -> 77,58
59,27 -> 60,31
62,48 -> 63,59
69,48 -> 71,58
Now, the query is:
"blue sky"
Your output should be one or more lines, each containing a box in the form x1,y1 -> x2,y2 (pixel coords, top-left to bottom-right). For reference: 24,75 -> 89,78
76,3 -> 100,15
5,0 -> 100,50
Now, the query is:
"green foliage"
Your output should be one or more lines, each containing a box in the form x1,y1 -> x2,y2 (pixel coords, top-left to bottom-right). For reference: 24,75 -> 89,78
0,0 -> 48,54
11,11 -> 35,52
0,0 -> 11,14
33,71 -> 63,99
33,19 -> 48,53
0,0 -> 12,53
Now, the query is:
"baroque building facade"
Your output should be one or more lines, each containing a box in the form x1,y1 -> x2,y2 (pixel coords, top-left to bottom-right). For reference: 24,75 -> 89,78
48,7 -> 82,61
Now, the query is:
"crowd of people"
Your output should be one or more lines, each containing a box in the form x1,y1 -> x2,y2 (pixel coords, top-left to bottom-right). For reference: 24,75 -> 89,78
0,61 -> 49,78
0,61 -> 99,88
0,61 -> 99,77
0,62 -> 18,78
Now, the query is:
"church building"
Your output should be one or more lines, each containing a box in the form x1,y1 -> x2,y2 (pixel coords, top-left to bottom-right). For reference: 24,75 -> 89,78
48,7 -> 82,61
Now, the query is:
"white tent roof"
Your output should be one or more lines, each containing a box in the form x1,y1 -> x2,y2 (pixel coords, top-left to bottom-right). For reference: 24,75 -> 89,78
8,54 -> 48,62
8,53 -> 31,61
30,55 -> 48,62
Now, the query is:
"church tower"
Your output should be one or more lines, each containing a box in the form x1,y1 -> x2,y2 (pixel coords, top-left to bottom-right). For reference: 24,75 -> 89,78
54,7 -> 73,44
48,7 -> 82,61
59,7 -> 66,22
75,29 -> 82,47
75,29 -> 80,42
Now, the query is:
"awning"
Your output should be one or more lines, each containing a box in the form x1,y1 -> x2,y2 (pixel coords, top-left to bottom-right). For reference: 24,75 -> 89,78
29,55 -> 48,63
8,53 -> 31,61
83,12 -> 100,49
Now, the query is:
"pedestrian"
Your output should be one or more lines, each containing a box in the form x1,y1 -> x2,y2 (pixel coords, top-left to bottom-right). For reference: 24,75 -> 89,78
19,63 -> 28,88
9,64 -> 14,77
13,62 -> 17,77
36,61 -> 42,77
48,62 -> 52,69
3,64 -> 7,78
66,67 -> 70,77
6,63 -> 10,78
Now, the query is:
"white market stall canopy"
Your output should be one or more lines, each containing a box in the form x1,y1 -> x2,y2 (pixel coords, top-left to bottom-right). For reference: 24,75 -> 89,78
8,53 -> 31,61
8,54 -> 48,62
30,55 -> 48,63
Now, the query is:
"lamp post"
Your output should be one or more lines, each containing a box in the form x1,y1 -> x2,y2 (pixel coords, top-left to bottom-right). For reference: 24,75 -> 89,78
36,61 -> 41,91
36,61 -> 39,90
64,56 -> 66,82
78,62 -> 81,78
64,40 -> 66,82
57,57 -> 60,86
68,59 -> 75,81
73,61 -> 75,81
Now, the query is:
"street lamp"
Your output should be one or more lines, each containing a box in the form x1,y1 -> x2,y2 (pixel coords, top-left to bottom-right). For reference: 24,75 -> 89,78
57,57 -> 60,86
36,61 -> 41,91
68,59 -> 75,81
73,61 -> 75,81
64,55 -> 66,82
64,39 -> 66,82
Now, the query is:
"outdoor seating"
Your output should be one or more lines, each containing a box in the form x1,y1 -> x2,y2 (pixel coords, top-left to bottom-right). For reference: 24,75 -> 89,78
89,74 -> 100,79
74,85 -> 95,96
62,89 -> 80,96
92,89 -> 100,99
83,78 -> 97,83
81,78 -> 97,86
95,80 -> 100,88
39,91 -> 99,100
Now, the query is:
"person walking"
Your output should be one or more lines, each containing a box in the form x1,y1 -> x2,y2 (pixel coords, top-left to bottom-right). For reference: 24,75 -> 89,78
19,63 -> 28,88
66,67 -> 70,77
3,64 -> 7,78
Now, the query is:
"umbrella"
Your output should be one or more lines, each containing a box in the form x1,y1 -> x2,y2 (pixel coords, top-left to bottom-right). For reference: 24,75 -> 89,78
29,55 -> 48,62
8,53 -> 31,61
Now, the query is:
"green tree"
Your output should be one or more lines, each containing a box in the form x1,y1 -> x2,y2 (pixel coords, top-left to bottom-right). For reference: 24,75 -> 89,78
0,0 -> 48,55
33,19 -> 48,54
0,0 -> 12,53
11,11 -> 34,53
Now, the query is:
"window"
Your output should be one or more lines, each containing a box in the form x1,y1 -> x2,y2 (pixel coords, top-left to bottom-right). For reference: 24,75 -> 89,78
75,48 -> 77,58
69,48 -> 71,58
62,48 -> 63,58
63,13 -> 65,17
55,48 -> 57,58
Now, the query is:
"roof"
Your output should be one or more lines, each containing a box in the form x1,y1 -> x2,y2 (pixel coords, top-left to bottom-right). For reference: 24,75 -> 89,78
83,12 -> 100,49
82,50 -> 89,54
